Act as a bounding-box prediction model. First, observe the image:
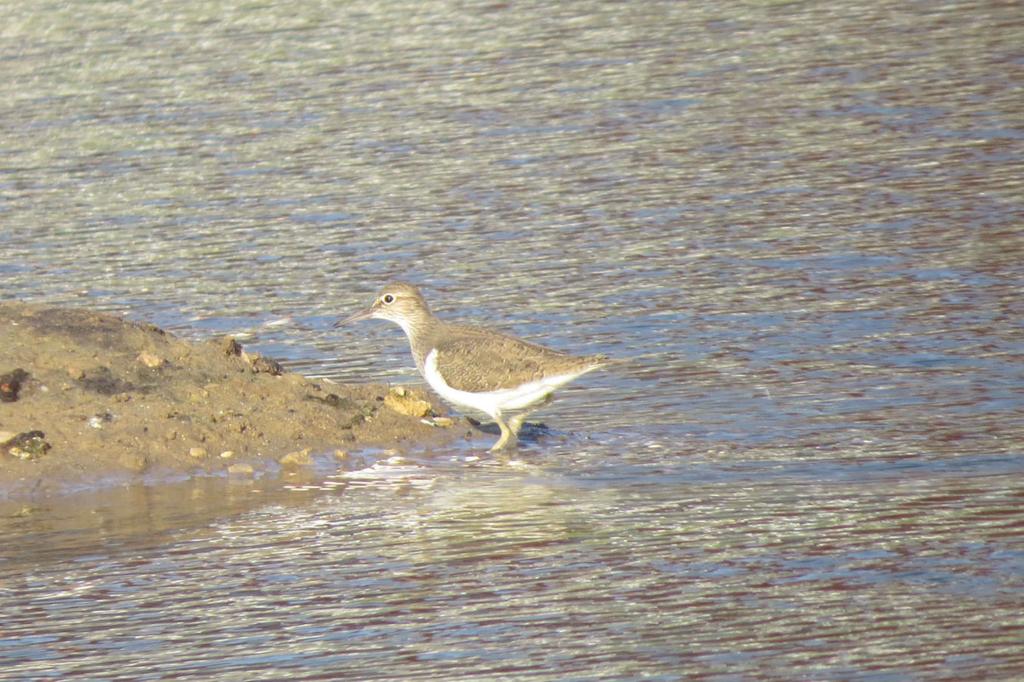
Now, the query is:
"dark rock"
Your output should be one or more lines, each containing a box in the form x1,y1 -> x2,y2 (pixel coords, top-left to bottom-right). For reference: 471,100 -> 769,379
5,430 -> 51,460
0,368 -> 29,402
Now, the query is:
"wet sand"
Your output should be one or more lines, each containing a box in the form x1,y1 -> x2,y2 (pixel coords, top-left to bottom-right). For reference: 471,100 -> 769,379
0,302 -> 463,499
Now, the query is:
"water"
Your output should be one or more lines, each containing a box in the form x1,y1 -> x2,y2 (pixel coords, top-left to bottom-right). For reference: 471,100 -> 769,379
2,0 -> 1023,678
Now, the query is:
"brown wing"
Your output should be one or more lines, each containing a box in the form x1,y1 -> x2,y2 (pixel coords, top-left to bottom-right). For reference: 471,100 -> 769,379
433,324 -> 594,393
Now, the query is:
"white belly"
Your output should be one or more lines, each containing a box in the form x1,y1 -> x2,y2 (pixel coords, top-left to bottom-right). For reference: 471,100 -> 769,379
423,349 -> 578,419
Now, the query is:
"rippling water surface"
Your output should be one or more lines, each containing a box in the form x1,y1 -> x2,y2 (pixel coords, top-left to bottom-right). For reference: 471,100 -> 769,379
1,0 -> 1023,679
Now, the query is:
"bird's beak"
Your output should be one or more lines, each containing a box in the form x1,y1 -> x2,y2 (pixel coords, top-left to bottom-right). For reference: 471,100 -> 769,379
333,305 -> 376,328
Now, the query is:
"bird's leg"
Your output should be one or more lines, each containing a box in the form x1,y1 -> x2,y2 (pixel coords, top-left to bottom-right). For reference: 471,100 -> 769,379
490,414 -> 518,452
507,413 -> 527,438
507,393 -> 553,438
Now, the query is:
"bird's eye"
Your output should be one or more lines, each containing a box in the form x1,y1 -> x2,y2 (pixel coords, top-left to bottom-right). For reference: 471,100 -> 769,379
382,294 -> 395,304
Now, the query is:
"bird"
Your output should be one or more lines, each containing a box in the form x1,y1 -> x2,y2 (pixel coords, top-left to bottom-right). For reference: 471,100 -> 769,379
336,282 -> 607,451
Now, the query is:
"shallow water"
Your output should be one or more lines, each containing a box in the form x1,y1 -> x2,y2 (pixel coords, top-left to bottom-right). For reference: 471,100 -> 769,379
2,0 -> 1023,679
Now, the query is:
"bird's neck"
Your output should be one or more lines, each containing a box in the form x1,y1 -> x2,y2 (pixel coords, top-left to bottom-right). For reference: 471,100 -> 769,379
393,311 -> 443,368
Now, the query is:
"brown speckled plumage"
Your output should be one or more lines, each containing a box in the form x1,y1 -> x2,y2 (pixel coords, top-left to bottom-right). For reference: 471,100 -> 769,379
425,322 -> 605,393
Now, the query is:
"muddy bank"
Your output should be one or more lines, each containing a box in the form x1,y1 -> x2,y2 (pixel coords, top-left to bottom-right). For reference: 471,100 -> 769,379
0,302 -> 465,499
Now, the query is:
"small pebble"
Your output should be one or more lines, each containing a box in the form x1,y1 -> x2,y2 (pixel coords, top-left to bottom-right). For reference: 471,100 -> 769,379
9,447 -> 36,460
279,448 -> 313,468
118,452 -> 148,473
384,387 -> 433,418
189,447 -> 208,459
219,450 -> 234,459
220,336 -> 242,356
243,351 -> 283,375
136,351 -> 166,369
227,463 -> 254,476
422,416 -> 454,428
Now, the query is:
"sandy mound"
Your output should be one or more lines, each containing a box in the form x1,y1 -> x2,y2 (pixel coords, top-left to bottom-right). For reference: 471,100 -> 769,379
0,302 -> 464,499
